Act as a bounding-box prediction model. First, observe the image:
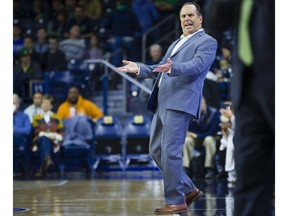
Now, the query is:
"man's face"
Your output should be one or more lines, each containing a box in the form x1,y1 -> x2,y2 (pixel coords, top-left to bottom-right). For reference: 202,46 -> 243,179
74,7 -> 84,20
150,47 -> 162,62
24,38 -> 33,50
67,87 -> 79,104
41,99 -> 52,113
180,4 -> 203,36
33,93 -> 43,107
20,55 -> 30,64
48,38 -> 58,52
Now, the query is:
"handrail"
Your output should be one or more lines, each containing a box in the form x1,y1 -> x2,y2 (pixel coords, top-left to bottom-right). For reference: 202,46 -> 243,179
85,59 -> 152,94
142,14 -> 178,63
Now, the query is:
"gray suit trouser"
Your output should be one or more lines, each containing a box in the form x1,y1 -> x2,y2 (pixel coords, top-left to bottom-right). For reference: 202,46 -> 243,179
149,104 -> 197,204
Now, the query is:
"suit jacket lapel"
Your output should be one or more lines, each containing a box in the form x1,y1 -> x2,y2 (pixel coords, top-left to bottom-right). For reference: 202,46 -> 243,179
170,31 -> 206,58
166,38 -> 181,57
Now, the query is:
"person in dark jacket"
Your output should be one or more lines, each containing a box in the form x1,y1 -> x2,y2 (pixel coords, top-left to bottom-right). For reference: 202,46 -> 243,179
41,35 -> 67,72
106,0 -> 142,67
13,48 -> 42,101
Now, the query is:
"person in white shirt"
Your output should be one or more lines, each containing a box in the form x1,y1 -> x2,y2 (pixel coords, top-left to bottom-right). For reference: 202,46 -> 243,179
219,103 -> 236,183
24,92 -> 43,123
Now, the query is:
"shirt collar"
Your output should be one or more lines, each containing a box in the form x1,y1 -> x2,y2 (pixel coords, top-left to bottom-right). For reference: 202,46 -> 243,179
180,28 -> 204,40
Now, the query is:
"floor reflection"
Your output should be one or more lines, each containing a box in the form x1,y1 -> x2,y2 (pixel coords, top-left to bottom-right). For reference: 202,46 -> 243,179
13,172 -> 275,216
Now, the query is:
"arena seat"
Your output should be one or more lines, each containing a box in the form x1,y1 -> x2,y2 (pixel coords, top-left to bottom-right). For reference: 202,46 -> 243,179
60,117 -> 96,178
93,116 -> 125,171
122,115 -> 157,170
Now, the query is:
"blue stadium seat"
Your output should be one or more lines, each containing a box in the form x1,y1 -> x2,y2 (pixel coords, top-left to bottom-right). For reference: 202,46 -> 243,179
93,116 -> 125,171
13,144 -> 27,175
13,133 -> 33,177
61,117 -> 96,178
122,115 -> 156,170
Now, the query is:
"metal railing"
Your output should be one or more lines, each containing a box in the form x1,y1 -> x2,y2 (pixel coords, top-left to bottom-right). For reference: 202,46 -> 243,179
141,14 -> 180,63
85,59 -> 152,115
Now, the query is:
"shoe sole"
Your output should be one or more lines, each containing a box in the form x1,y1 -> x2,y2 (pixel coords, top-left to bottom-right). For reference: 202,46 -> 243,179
153,209 -> 188,215
187,191 -> 204,207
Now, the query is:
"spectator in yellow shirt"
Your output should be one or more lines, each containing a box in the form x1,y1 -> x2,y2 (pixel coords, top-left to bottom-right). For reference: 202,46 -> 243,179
57,86 -> 103,122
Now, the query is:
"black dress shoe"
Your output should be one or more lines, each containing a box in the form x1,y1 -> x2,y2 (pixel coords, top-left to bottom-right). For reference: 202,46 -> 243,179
185,188 -> 204,207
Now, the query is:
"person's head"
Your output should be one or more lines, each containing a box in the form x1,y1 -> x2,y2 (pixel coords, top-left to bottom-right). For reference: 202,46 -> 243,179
221,43 -> 232,60
48,35 -> 59,53
13,25 -> 22,39
23,35 -> 34,51
18,47 -> 31,64
36,27 -> 47,42
90,34 -> 100,47
56,9 -> 68,22
67,86 -> 80,104
69,25 -> 81,39
219,59 -> 229,70
201,97 -> 207,113
13,94 -> 21,113
41,94 -> 54,113
149,44 -> 162,62
74,5 -> 84,20
52,0 -> 63,10
179,2 -> 203,37
65,0 -> 77,7
33,92 -> 43,107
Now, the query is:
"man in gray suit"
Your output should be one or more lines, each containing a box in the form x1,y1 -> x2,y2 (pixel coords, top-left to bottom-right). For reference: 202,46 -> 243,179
117,2 -> 217,214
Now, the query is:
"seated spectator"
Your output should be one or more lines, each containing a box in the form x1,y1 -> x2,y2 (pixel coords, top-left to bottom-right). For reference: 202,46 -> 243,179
154,0 -> 178,35
104,0 -> 142,89
13,24 -> 24,60
203,71 -> 222,109
132,0 -> 159,44
63,0 -> 77,21
78,0 -> 102,21
41,34 -> 67,72
215,43 -> 233,82
59,24 -> 86,62
145,43 -> 163,65
31,0 -> 50,23
182,97 -> 221,179
106,0 -> 142,67
33,28 -> 48,57
13,48 -> 42,101
219,102 -> 236,183
139,43 -> 163,104
64,4 -> 94,41
86,33 -> 104,90
47,8 -> 69,40
57,86 -> 104,122
22,35 -> 41,65
49,0 -> 65,19
24,91 -> 43,123
13,94 -> 32,176
32,95 -> 64,177
86,33 -> 103,60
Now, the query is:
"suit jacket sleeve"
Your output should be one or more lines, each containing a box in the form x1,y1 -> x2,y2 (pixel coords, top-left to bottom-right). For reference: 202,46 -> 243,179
169,36 -> 217,76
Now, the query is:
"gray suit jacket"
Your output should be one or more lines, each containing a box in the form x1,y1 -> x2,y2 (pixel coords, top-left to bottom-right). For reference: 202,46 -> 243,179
138,30 -> 217,119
